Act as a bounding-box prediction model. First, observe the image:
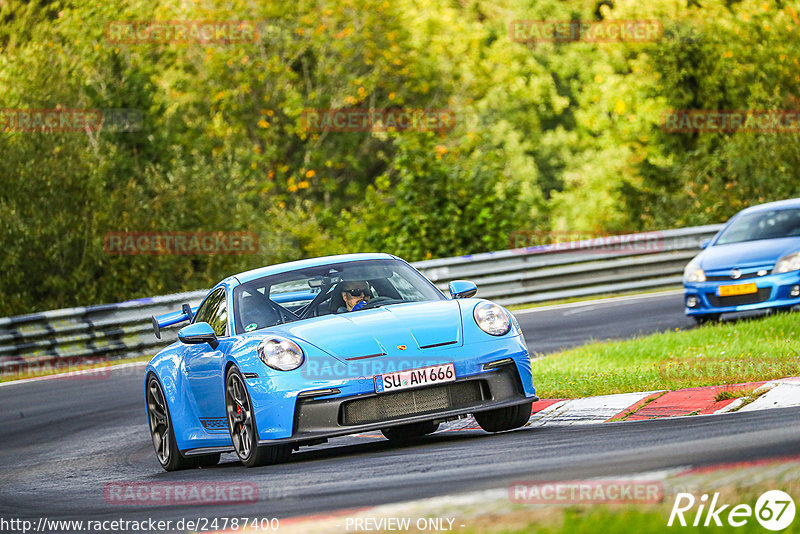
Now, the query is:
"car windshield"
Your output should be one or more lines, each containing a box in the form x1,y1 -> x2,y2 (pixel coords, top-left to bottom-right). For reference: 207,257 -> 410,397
232,258 -> 445,334
715,208 -> 800,245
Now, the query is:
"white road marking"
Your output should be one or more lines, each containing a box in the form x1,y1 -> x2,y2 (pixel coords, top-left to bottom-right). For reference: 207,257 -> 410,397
738,378 -> 800,412
714,397 -> 748,414
526,391 -> 661,426
563,305 -> 600,316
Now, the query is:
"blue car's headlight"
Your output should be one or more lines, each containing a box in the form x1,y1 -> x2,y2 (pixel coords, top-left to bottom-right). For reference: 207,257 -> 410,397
474,302 -> 511,336
258,337 -> 305,371
772,252 -> 800,274
683,261 -> 706,282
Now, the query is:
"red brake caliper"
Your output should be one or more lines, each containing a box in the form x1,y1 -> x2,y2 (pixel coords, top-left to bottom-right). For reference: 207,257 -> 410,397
237,405 -> 243,431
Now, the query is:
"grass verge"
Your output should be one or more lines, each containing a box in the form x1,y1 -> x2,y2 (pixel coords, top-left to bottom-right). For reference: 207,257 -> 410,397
714,387 -> 757,402
532,311 -> 800,398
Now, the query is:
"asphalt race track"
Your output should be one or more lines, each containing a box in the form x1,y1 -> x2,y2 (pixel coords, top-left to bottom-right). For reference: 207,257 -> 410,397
0,291 -> 795,527
516,290 -> 695,354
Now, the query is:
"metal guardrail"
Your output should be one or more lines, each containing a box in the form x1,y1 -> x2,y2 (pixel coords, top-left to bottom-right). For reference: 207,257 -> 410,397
0,224 -> 723,371
415,224 -> 723,306
0,290 -> 208,373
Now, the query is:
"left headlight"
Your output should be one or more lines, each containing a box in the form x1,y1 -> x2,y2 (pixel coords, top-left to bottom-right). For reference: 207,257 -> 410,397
773,251 -> 800,274
258,337 -> 305,371
474,302 -> 511,336
683,261 -> 706,283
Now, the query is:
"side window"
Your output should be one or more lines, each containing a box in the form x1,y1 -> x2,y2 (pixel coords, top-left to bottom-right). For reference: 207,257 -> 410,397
210,298 -> 228,337
194,288 -> 228,337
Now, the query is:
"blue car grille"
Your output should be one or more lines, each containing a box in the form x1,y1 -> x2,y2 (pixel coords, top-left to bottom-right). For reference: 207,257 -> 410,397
706,287 -> 771,307
705,272 -> 768,281
341,380 -> 488,425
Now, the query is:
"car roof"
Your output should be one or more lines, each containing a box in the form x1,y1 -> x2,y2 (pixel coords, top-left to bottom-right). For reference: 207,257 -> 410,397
227,253 -> 398,285
737,198 -> 800,216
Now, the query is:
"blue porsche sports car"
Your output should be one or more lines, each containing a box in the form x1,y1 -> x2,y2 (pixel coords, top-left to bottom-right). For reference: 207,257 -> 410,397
684,198 -> 800,323
145,253 -> 537,470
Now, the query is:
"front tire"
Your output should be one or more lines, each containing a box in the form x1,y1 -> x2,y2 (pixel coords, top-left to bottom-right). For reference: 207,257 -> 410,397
225,366 -> 291,468
381,420 -> 439,442
146,375 -> 197,471
474,401 -> 533,433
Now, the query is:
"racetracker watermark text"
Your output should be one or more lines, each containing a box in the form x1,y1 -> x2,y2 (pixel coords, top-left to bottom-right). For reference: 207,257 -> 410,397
301,359 -> 454,380
1,356 -> 111,380
509,20 -> 663,43
508,230 -> 664,253
104,231 -> 258,255
662,109 -> 800,133
0,108 -> 142,133
104,482 -> 263,506
510,480 -> 663,504
301,108 -> 456,132
105,20 -> 258,44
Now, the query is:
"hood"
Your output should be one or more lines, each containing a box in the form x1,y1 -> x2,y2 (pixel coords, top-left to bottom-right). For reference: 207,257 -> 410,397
261,300 -> 463,361
699,237 -> 800,271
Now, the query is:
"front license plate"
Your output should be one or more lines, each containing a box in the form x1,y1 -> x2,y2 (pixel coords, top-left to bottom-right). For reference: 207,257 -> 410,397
718,283 -> 758,297
374,363 -> 456,394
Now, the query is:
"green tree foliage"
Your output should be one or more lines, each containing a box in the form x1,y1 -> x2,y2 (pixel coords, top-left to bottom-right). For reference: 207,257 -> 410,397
607,0 -> 800,228
1,0 -> 799,315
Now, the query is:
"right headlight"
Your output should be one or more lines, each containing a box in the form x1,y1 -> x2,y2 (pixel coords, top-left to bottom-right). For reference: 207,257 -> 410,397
683,261 -> 706,283
473,302 -> 511,336
258,337 -> 305,371
772,251 -> 800,274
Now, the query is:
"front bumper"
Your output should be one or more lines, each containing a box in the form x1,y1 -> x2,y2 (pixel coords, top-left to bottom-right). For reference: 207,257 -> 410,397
684,270 -> 800,316
256,360 -> 535,446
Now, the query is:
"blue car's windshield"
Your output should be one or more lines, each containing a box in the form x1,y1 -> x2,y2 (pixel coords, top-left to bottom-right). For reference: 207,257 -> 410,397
232,259 -> 445,334
716,208 -> 800,245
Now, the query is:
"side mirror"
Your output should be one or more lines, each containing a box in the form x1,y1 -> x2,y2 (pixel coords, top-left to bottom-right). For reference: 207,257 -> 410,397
178,322 -> 219,350
448,280 -> 478,299
700,238 -> 711,250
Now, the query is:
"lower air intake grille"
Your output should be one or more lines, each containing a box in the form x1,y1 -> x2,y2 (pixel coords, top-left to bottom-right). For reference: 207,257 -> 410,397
341,381 -> 487,426
707,287 -> 771,307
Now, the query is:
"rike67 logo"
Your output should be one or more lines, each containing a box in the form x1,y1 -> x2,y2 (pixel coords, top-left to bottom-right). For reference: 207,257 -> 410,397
668,490 -> 795,531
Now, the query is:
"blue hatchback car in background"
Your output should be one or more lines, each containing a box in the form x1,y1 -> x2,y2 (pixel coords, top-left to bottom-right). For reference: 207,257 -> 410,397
683,198 -> 800,323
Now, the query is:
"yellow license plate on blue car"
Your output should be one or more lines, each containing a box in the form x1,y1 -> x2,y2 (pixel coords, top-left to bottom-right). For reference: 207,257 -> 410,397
718,283 -> 757,297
